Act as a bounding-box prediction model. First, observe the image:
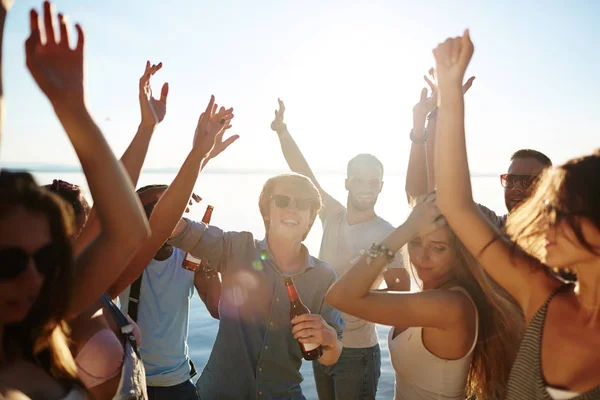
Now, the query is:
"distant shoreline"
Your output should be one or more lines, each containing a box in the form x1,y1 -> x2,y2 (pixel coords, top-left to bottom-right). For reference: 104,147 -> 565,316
2,164 -> 499,177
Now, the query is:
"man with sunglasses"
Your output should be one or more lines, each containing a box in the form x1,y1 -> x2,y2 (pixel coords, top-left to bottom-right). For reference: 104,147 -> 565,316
167,173 -> 344,399
479,149 -> 553,228
270,99 -> 407,400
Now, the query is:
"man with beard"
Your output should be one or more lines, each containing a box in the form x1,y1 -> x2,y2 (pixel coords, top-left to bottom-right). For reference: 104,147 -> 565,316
271,99 -> 408,400
478,149 -> 553,228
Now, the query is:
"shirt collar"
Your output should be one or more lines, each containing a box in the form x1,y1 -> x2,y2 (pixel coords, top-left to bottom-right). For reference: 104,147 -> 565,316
258,237 -> 315,276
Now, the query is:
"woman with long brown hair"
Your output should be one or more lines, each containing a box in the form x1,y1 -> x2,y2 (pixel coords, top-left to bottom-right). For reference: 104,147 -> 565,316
0,1 -> 150,397
326,194 -> 522,399
434,30 -> 600,399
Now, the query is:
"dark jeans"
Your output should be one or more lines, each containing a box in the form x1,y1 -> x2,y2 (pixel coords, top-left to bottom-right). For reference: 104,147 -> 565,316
312,344 -> 381,400
147,379 -> 199,400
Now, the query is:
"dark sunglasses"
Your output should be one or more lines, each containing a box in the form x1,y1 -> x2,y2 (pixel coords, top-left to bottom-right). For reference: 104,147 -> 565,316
270,195 -> 313,211
0,243 -> 59,280
543,200 -> 586,224
500,174 -> 538,189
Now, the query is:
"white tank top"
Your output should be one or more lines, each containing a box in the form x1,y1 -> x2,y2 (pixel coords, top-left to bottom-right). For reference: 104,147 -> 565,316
387,287 -> 479,400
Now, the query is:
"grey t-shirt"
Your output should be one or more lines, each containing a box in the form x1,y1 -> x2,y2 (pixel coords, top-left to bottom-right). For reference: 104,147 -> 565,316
318,193 -> 404,349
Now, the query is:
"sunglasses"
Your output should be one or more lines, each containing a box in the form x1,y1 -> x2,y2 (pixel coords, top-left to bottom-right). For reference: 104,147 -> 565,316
270,195 -> 313,211
0,243 -> 59,281
500,174 -> 538,189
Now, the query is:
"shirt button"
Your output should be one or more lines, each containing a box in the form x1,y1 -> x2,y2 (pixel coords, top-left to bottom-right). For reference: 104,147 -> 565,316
269,322 -> 274,327
264,345 -> 268,350
276,298 -> 280,302
259,391 -> 263,395
259,367 -> 263,372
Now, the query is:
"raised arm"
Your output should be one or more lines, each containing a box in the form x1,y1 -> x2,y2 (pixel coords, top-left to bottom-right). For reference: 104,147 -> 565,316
0,1 -> 11,145
405,85 -> 435,202
326,196 -> 470,329
25,2 -> 149,319
108,97 -> 238,297
271,99 -> 328,194
433,31 -> 554,315
74,61 -> 168,255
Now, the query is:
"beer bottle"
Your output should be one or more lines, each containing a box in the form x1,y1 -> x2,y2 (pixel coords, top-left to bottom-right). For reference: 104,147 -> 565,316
182,205 -> 214,272
284,277 -> 323,360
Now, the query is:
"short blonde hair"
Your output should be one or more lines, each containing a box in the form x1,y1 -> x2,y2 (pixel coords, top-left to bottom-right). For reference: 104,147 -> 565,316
258,173 -> 322,240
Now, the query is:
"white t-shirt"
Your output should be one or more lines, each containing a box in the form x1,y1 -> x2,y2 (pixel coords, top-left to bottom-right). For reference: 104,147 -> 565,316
318,193 -> 404,348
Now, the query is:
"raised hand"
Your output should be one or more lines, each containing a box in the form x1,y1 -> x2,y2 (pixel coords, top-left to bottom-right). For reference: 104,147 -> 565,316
270,98 -> 286,132
206,120 -> 239,162
193,95 -> 235,158
139,61 -> 168,129
433,30 -> 475,90
25,1 -> 85,107
405,192 -> 446,238
413,86 -> 436,123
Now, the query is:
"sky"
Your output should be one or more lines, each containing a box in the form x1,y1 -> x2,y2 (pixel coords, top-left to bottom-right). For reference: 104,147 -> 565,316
1,0 -> 599,174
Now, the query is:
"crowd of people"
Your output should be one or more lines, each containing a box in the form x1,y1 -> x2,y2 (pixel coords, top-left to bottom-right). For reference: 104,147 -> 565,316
1,2 -> 599,400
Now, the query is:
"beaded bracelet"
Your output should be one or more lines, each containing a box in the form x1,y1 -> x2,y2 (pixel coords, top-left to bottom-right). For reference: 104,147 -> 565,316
201,264 -> 219,279
360,243 -> 395,265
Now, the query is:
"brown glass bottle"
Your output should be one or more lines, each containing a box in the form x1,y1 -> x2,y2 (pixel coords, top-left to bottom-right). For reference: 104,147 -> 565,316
284,277 -> 323,360
182,205 -> 214,272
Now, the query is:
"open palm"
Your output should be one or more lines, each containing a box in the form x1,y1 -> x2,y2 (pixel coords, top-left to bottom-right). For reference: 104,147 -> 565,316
25,1 -> 85,106
139,61 -> 168,128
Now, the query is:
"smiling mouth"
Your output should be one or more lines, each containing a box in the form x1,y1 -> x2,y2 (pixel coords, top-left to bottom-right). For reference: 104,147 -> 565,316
282,219 -> 299,226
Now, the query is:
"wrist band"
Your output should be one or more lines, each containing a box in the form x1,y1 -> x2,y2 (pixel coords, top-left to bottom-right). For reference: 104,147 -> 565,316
360,243 -> 395,265
410,128 -> 428,144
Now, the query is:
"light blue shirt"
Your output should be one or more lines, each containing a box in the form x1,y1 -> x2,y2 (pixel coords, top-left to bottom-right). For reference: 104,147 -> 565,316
119,247 -> 195,387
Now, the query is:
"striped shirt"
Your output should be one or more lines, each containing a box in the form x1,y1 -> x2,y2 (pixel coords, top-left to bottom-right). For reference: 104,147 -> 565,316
505,285 -> 600,400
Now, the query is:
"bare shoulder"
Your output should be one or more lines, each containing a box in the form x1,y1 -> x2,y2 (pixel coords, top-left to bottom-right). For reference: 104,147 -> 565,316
0,361 -> 66,399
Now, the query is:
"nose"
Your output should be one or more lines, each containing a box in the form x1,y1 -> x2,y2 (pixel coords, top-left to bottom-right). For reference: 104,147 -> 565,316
18,260 -> 45,292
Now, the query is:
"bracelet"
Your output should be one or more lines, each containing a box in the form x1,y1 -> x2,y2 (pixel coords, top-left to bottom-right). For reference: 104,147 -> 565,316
410,128 -> 428,144
360,243 -> 395,265
201,263 -> 219,279
427,107 -> 438,121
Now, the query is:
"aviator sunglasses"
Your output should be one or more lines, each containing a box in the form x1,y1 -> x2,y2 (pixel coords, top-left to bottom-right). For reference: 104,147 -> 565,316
0,243 -> 59,280
270,195 -> 314,211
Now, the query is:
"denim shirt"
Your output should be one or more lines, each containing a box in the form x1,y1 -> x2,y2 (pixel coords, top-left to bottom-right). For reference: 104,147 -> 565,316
168,219 -> 345,400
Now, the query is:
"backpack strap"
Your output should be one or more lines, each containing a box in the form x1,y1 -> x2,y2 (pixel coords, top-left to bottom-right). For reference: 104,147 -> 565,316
127,274 -> 144,322
100,293 -> 141,357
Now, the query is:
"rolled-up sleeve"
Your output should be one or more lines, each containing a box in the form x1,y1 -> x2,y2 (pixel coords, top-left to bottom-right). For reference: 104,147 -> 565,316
168,218 -> 231,272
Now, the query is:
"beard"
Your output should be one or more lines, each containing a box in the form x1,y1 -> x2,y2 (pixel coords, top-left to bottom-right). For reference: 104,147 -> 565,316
349,193 -> 378,212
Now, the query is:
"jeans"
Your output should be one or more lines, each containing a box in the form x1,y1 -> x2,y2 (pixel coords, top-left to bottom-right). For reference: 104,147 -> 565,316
312,344 -> 381,400
147,379 -> 199,400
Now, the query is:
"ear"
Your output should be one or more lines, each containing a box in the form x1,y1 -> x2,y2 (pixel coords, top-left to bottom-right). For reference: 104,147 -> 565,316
345,178 -> 349,191
379,180 -> 384,193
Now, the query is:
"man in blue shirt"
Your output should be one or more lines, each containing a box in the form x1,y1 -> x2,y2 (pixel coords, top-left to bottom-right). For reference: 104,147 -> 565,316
168,173 -> 345,400
119,184 -> 221,400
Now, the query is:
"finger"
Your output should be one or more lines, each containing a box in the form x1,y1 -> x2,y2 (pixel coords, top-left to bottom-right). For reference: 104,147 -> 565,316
429,67 -> 436,79
278,98 -> 286,113
75,23 -> 84,52
160,82 -> 169,103
461,29 -> 475,65
150,62 -> 163,76
43,1 -> 56,45
291,314 -> 320,324
295,328 -> 318,339
462,76 -> 475,94
424,75 -> 436,93
191,193 -> 201,203
57,13 -> 70,48
221,134 -> 240,150
26,9 -> 42,52
144,60 -> 151,74
204,95 -> 215,118
420,87 -> 427,103
292,322 -> 318,335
